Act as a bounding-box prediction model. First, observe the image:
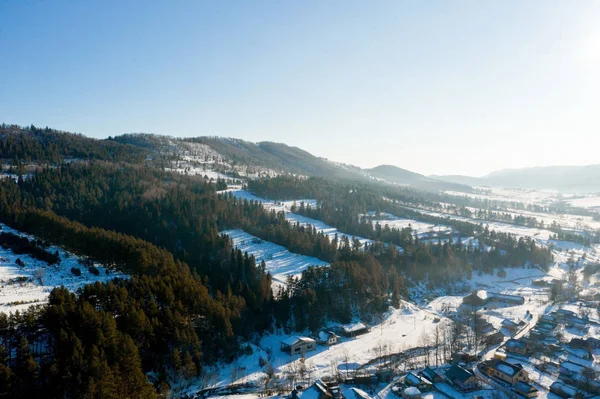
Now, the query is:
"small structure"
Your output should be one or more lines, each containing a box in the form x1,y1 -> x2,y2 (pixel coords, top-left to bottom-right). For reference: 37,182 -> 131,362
338,322 -> 370,337
402,387 -> 422,399
444,364 -> 480,392
493,350 -> 507,361
480,359 -> 529,385
514,381 -> 538,398
281,336 -> 316,355
419,367 -> 443,384
317,331 -> 339,346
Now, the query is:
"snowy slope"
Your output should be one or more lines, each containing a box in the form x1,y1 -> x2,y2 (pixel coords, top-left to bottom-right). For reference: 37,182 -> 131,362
221,229 -> 329,292
0,223 -> 126,314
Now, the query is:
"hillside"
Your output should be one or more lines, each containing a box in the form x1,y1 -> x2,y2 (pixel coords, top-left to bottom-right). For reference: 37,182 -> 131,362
434,164 -> 600,192
366,164 -> 473,192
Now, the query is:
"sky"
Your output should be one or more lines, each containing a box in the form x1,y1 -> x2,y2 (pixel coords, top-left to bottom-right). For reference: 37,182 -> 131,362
1,1 -> 599,176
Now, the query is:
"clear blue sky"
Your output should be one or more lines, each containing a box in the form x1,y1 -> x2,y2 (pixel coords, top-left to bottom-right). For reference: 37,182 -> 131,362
1,1 -> 599,176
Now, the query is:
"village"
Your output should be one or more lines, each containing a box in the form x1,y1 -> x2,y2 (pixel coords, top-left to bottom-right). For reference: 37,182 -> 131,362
192,270 -> 600,399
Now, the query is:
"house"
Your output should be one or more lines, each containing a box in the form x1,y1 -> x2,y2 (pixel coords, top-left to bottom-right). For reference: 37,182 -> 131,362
444,364 -> 480,392
404,373 -> 432,392
281,336 -> 316,355
587,337 -> 600,349
569,338 -> 593,353
480,359 -> 529,385
535,321 -> 557,335
451,352 -> 477,364
549,382 -> 578,399
504,339 -> 531,356
484,331 -> 505,345
559,361 -> 585,378
314,381 -> 344,399
338,322 -> 370,337
555,309 -> 576,319
463,290 -> 525,306
515,381 -> 538,398
315,381 -> 333,399
419,367 -> 443,384
402,387 -> 421,399
317,331 -> 339,346
501,319 -> 526,334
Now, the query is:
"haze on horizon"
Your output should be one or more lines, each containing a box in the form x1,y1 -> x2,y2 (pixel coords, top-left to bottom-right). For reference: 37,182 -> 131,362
1,1 -> 599,177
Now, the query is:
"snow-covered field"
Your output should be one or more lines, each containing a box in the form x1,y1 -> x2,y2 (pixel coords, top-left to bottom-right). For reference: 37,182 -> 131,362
221,189 -> 375,249
181,302 -> 451,393
360,211 -> 452,239
0,223 -> 125,314
221,229 -> 329,292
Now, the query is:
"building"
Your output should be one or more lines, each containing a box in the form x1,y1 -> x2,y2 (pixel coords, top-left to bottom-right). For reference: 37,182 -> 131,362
419,367 -> 443,384
280,336 -> 316,355
559,361 -> 585,379
480,359 -> 529,385
514,381 -> 538,398
317,331 -> 339,346
501,319 -> 526,334
404,373 -> 432,392
338,322 -> 370,337
444,364 -> 480,392
402,387 -> 421,399
463,290 -> 525,306
587,337 -> 600,349
314,381 -> 344,399
555,309 -> 576,319
569,338 -> 593,353
350,388 -> 370,399
484,331 -> 505,345
549,382 -> 578,399
504,339 -> 532,356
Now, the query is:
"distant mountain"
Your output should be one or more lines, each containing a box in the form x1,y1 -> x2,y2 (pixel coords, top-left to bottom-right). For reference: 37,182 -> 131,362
365,164 -> 473,192
433,165 -> 600,192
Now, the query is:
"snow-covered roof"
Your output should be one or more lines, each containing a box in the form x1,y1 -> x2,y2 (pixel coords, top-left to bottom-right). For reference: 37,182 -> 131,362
318,331 -> 337,341
489,359 -> 523,377
515,381 -> 537,393
496,363 -> 517,376
403,387 -> 421,396
560,362 -> 584,373
341,322 -> 368,333
281,336 -> 314,346
405,373 -> 422,385
350,388 -> 370,399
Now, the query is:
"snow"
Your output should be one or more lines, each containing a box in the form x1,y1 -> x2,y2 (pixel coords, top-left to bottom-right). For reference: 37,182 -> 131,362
221,229 -> 329,291
222,190 -> 376,250
496,363 -> 516,376
196,303 -> 451,391
0,223 -> 126,314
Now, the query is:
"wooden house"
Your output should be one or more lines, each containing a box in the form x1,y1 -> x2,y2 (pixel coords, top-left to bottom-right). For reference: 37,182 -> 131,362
281,336 -> 316,355
480,359 -> 529,385
444,365 -> 480,392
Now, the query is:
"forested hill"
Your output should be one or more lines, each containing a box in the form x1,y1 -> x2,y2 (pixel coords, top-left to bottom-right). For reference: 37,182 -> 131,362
0,124 -> 556,397
365,164 -> 472,192
0,124 -> 148,163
